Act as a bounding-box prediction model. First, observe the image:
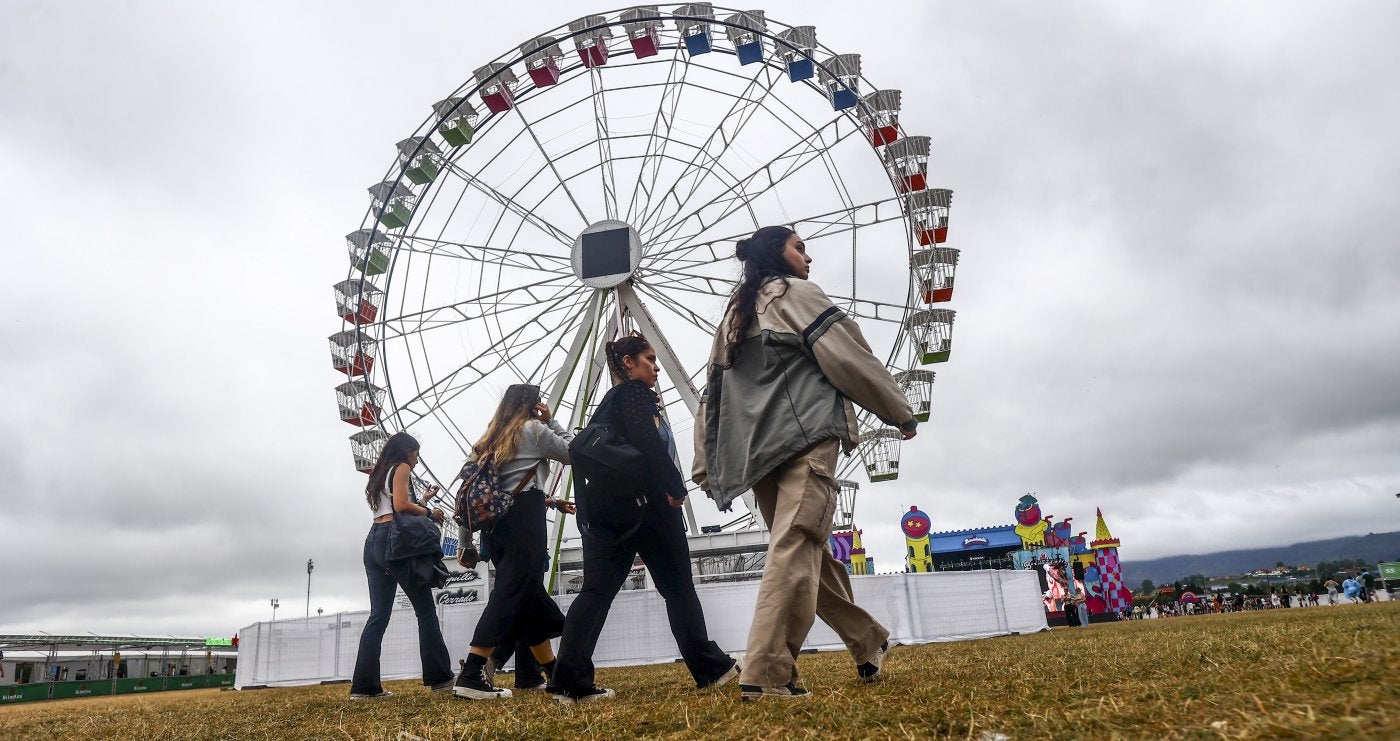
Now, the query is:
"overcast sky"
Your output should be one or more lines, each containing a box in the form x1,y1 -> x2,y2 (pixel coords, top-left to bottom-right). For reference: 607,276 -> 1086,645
2,1 -> 1398,638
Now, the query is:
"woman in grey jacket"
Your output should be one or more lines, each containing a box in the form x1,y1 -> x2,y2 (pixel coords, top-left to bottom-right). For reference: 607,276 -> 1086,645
694,226 -> 919,701
451,384 -> 576,700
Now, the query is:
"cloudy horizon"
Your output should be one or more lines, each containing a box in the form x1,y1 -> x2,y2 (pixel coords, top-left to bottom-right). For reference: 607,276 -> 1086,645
2,0 -> 1398,638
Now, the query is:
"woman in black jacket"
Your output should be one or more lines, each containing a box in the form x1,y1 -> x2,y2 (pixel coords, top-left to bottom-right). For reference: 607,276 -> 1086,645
547,332 -> 738,704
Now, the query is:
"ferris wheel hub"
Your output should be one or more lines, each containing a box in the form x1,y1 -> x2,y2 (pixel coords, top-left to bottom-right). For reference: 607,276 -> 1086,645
571,219 -> 644,289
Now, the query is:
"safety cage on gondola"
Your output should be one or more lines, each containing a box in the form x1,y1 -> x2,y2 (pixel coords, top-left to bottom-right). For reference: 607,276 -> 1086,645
620,6 -> 663,58
859,89 -> 902,147
907,187 -> 952,245
912,247 -> 958,304
433,97 -> 479,147
474,62 -> 519,113
333,278 -> 384,325
346,229 -> 392,276
329,329 -> 377,377
774,25 -> 816,81
893,369 -> 935,423
834,478 -> 860,530
396,137 -> 442,186
884,135 -> 929,194
367,181 -> 416,230
859,429 -> 903,482
904,308 -> 955,365
350,430 -> 388,474
336,380 -> 386,427
724,11 -> 767,65
521,36 -> 565,87
567,16 -> 612,68
674,3 -> 716,56
818,53 -> 861,111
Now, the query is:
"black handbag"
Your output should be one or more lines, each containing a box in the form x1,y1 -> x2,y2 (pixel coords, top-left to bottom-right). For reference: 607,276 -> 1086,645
385,508 -> 443,562
568,388 -> 647,482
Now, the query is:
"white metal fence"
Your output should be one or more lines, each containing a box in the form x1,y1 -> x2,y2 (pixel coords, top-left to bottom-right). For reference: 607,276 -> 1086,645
235,570 -> 1047,688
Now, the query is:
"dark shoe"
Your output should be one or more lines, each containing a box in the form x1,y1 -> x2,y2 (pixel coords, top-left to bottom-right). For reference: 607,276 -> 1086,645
429,678 -> 455,693
702,661 -> 740,689
348,689 -> 393,700
514,671 -> 548,690
856,641 -> 892,683
549,685 -> 615,705
739,683 -> 809,701
452,667 -> 511,700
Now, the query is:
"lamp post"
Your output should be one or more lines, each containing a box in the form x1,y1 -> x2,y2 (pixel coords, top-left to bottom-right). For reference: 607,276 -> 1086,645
306,559 -> 315,618
270,597 -> 279,622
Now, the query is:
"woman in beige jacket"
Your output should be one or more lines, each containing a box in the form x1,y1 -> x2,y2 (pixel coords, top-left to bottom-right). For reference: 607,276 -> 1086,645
694,225 -> 919,700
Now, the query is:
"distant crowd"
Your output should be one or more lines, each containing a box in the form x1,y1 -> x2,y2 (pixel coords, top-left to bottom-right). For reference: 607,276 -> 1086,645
1129,572 -> 1382,619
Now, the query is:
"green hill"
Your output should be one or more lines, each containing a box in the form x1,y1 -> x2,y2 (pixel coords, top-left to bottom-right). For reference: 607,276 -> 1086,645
1121,531 -> 1400,587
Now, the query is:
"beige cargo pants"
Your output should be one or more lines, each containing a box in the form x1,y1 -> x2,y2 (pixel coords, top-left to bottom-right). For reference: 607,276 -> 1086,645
739,438 -> 889,688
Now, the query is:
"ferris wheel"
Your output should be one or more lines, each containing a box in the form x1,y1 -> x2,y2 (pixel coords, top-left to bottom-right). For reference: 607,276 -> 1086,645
329,4 -> 959,539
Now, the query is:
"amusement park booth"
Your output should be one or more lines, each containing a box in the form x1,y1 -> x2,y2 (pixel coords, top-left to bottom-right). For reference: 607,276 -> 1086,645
927,524 -> 1022,572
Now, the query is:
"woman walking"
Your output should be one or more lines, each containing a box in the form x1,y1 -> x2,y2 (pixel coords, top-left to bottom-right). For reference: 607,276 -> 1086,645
548,333 -> 739,705
350,432 -> 454,699
694,226 -> 920,701
452,384 -> 575,700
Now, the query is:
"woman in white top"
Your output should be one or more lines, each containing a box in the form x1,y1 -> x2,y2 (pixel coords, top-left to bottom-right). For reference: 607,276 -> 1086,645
349,431 -> 453,699
451,384 -> 575,700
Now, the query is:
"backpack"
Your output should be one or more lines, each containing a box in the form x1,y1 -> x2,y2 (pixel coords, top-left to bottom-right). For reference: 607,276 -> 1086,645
568,386 -> 647,484
453,457 -> 535,535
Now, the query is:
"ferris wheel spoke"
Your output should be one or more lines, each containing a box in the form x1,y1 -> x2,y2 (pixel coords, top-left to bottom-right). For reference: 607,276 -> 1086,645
439,160 -> 576,247
512,105 -> 591,227
377,273 -> 580,341
632,280 -> 720,336
396,235 -> 574,273
644,114 -> 866,256
389,288 -> 590,428
634,64 -> 784,238
625,44 -> 690,226
587,69 -> 620,221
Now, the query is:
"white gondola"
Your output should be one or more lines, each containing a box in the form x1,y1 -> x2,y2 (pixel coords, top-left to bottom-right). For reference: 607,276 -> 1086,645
775,25 -> 816,80
567,16 -> 612,68
366,181 -> 415,230
907,187 -> 953,245
396,137 -> 443,185
329,329 -> 377,377
333,278 -> 384,325
336,380 -> 386,427
724,11 -> 767,65
433,97 -> 479,147
834,479 -> 861,529
818,53 -> 860,110
859,429 -> 903,482
885,135 -> 930,193
346,229 -> 392,275
521,36 -> 565,87
912,247 -> 958,304
675,3 -> 716,56
474,62 -> 519,113
620,6 -> 662,58
349,430 -> 388,473
893,369 -> 935,422
904,308 -> 955,364
859,89 -> 901,147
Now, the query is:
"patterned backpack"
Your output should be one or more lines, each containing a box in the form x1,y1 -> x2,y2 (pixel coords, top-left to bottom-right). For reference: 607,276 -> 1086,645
453,457 -> 535,534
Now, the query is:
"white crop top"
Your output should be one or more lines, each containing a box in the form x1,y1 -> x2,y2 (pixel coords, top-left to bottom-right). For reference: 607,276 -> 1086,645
369,464 -> 399,519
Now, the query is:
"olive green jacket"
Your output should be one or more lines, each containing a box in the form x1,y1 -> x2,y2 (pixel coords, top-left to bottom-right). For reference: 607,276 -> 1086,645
693,277 -> 916,511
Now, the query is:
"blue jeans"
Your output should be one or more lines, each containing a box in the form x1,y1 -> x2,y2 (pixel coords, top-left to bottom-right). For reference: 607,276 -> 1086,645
350,522 -> 454,694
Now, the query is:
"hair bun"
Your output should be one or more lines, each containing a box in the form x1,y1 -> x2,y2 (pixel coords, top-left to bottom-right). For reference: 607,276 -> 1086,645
735,238 -> 750,261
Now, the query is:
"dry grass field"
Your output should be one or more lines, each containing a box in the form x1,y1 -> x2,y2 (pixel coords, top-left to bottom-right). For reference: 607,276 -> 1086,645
4,602 -> 1397,739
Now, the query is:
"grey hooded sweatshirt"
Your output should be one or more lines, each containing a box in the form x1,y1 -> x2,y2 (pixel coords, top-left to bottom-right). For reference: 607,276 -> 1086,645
692,276 -> 916,511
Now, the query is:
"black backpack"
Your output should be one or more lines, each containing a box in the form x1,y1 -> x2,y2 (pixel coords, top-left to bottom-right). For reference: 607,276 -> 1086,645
568,386 -> 648,543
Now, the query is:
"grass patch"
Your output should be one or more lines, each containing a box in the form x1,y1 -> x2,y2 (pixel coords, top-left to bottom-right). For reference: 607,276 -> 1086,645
4,603 -> 1397,739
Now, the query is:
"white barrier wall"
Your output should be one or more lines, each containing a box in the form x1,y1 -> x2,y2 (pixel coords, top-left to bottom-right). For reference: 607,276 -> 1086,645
235,570 -> 1046,688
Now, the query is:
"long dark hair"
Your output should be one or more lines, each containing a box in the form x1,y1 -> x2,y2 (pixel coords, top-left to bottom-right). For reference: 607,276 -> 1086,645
722,225 -> 797,367
472,384 -> 542,463
605,331 -> 652,384
366,431 -> 419,511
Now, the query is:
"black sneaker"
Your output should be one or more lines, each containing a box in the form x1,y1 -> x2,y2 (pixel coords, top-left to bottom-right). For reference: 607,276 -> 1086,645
452,667 -> 511,700
514,670 -> 548,690
348,689 -> 393,700
856,641 -> 892,683
701,661 -> 740,689
739,683 -> 809,701
549,685 -> 615,705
